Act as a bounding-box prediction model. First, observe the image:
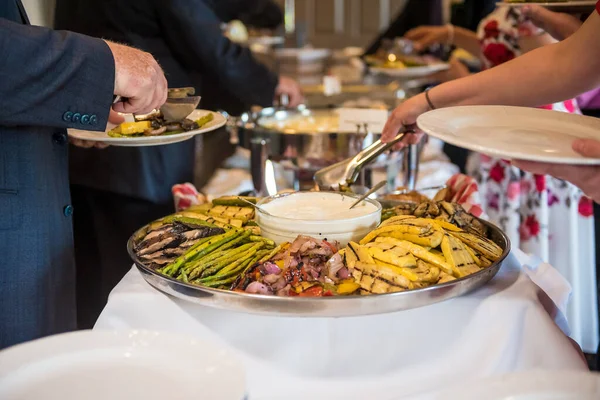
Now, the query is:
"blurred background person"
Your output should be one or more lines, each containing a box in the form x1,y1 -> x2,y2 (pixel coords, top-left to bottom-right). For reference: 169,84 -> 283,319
54,0 -> 303,328
363,0 -> 444,57
401,2 -> 593,277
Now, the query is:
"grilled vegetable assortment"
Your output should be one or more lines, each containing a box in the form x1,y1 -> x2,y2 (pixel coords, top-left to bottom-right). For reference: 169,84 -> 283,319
108,112 -> 214,138
132,195 -> 506,296
343,214 -> 503,294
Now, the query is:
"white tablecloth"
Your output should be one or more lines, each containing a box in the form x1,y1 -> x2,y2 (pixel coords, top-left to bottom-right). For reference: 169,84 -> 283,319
95,249 -> 588,399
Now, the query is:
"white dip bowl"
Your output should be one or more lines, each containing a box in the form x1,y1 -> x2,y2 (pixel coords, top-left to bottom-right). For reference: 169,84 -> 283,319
256,191 -> 381,247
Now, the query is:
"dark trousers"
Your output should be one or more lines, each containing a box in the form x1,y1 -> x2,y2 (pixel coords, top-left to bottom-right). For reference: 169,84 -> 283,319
70,185 -> 174,328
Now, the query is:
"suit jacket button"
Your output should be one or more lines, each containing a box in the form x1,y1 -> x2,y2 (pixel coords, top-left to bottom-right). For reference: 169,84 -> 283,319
63,111 -> 73,122
63,205 -> 74,217
52,132 -> 68,145
81,114 -> 90,124
89,115 -> 98,125
72,113 -> 82,123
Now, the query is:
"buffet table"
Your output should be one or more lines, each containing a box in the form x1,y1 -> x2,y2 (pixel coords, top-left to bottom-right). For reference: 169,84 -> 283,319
95,249 -> 587,399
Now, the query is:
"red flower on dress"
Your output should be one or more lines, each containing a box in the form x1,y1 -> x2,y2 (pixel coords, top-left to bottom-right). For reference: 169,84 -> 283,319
534,175 -> 546,192
486,192 -> 500,211
519,223 -> 531,242
507,182 -> 520,200
483,20 -> 500,39
548,190 -> 559,207
520,179 -> 532,193
564,99 -> 576,113
525,215 -> 541,237
483,43 -> 515,67
578,197 -> 594,218
489,162 -> 506,183
539,104 -> 554,110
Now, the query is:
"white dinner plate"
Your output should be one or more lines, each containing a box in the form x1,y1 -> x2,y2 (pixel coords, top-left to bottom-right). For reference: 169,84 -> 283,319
408,370 -> 600,400
247,36 -> 284,46
68,109 -> 227,147
0,330 -> 246,400
417,106 -> 600,164
496,1 -> 596,13
370,63 -> 450,79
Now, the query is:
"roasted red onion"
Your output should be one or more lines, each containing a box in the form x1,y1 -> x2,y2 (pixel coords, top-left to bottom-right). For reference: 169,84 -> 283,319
245,281 -> 273,295
263,274 -> 281,284
337,267 -> 350,280
261,262 -> 281,275
326,253 -> 344,280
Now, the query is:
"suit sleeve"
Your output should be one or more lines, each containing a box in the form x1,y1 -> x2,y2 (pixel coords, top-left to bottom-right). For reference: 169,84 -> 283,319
156,0 -> 279,108
0,18 -> 115,131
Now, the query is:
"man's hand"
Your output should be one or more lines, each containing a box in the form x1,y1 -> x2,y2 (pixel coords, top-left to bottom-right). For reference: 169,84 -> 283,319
521,5 -> 583,41
105,41 -> 168,114
514,139 -> 600,203
275,76 -> 304,107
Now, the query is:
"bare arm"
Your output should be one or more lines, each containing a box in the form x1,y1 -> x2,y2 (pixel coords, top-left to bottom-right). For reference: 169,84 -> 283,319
452,26 -> 482,58
405,25 -> 482,58
383,12 -> 600,142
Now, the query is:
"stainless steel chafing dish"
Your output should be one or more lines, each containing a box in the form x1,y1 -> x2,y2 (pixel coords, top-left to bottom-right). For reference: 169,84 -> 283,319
229,105 -> 420,195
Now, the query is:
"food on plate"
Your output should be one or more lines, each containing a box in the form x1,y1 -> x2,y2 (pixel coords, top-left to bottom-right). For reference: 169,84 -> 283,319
344,213 -> 503,293
108,112 -> 214,138
364,53 -> 439,69
381,200 -> 488,237
132,193 -> 505,297
134,218 -> 226,270
258,110 -> 339,134
231,235 -> 347,296
381,188 -> 429,204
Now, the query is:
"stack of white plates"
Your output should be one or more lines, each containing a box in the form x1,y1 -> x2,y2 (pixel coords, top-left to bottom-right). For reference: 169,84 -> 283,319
0,330 -> 246,400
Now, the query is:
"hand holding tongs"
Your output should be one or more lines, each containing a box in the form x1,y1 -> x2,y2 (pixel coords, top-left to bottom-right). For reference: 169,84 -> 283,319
313,128 -> 418,191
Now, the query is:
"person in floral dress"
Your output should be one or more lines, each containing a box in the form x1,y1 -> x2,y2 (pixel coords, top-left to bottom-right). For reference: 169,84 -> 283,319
401,3 -> 597,352
405,4 -> 594,262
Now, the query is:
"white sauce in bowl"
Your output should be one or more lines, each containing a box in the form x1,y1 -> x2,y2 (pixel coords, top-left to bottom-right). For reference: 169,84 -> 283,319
261,192 -> 378,220
256,192 -> 381,246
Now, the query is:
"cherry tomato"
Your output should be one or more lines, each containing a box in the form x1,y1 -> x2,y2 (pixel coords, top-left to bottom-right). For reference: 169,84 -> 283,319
298,286 -> 324,297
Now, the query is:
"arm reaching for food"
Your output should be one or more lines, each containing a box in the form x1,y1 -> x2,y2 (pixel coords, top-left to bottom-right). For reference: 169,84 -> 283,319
275,76 -> 304,107
0,19 -> 166,129
404,25 -> 482,58
382,11 -> 600,144
521,5 -> 583,41
514,139 -> 600,203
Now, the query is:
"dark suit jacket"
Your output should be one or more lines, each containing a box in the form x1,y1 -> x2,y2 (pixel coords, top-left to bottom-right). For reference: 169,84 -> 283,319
364,0 -> 443,56
452,0 -> 496,31
0,0 -> 114,348
55,0 -> 280,204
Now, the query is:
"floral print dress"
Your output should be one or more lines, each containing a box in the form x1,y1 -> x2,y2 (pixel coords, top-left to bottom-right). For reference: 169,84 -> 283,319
468,6 -> 597,351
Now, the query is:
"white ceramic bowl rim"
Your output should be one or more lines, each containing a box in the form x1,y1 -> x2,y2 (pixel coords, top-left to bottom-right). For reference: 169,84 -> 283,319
256,191 -> 382,225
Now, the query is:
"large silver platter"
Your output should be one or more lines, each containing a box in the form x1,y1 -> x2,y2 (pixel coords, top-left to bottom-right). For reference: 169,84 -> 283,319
128,217 -> 510,317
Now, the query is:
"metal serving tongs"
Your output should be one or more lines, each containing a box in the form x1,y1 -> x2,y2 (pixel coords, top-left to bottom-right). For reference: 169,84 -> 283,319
314,128 -> 419,191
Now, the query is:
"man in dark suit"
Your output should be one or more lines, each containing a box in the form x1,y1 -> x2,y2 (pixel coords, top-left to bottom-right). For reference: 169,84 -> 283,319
0,0 -> 167,349
54,0 -> 302,328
